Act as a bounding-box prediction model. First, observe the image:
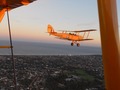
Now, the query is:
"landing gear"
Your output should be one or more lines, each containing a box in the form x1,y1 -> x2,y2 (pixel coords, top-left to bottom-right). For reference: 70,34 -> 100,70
77,43 -> 80,47
71,41 -> 80,47
71,43 -> 74,46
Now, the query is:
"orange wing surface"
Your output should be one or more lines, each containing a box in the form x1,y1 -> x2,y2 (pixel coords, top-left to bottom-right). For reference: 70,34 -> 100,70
0,0 -> 36,22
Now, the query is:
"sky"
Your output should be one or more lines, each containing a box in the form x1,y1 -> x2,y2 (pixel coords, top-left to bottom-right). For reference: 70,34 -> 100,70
0,0 -> 120,47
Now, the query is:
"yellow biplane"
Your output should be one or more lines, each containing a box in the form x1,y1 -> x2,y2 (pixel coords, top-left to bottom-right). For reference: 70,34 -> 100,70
47,24 -> 96,47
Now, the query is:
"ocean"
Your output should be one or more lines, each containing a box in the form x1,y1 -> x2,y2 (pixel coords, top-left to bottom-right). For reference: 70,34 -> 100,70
0,41 -> 102,55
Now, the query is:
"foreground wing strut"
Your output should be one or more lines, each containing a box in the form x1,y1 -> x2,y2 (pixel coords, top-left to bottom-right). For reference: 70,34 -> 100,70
0,0 -> 37,89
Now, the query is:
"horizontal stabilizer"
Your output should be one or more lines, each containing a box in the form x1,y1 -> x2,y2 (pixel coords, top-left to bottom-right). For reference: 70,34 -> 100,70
0,46 -> 13,48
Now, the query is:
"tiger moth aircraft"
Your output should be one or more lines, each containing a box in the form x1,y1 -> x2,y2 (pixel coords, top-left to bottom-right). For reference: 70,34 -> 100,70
47,24 -> 96,47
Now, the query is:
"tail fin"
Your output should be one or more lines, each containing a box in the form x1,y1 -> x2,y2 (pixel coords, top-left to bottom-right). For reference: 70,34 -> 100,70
47,24 -> 55,34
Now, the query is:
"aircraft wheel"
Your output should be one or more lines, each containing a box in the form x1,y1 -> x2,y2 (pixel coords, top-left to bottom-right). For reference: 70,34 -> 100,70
77,43 -> 80,47
71,43 -> 74,46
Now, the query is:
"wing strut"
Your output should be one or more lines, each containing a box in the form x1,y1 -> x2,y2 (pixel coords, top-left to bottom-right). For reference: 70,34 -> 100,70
86,31 -> 90,39
83,32 -> 86,38
6,7 -> 17,90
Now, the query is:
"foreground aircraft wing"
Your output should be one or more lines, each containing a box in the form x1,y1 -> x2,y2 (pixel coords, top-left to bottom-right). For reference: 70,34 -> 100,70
0,0 -> 36,22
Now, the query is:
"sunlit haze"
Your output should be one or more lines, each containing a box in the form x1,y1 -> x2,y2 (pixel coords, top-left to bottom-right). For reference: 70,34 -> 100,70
0,0 -> 120,47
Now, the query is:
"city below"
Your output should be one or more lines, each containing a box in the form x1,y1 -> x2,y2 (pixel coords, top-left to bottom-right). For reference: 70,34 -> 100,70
0,55 -> 105,90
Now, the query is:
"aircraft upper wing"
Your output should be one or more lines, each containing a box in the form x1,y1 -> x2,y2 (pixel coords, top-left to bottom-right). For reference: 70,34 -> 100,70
71,29 -> 97,32
58,29 -> 96,33
0,0 -> 36,22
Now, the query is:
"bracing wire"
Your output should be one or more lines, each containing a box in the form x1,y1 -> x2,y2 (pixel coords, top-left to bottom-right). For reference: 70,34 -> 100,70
6,8 -> 17,90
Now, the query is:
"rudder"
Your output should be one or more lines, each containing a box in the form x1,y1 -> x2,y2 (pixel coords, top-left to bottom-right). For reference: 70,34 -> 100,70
47,24 -> 55,33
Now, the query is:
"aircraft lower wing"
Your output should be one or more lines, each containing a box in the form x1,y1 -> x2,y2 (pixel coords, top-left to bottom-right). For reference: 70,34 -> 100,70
55,36 -> 94,41
77,39 -> 94,41
0,0 -> 36,22
56,37 -> 94,41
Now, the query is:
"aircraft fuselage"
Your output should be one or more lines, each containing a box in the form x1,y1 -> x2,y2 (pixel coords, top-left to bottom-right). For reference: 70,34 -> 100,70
50,32 -> 83,41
